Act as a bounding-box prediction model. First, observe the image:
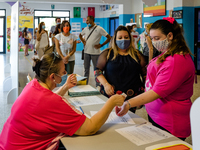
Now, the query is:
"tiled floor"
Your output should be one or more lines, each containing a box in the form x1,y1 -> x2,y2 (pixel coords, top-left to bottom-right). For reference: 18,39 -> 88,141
1,51 -> 200,145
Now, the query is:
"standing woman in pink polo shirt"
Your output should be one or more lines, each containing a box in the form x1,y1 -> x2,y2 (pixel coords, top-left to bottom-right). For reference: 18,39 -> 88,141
116,17 -> 195,140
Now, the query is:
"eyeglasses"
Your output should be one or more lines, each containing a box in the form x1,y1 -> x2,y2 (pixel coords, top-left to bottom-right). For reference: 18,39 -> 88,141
48,52 -> 60,75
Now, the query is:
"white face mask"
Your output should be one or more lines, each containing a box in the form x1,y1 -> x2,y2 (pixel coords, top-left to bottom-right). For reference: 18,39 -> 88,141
152,38 -> 170,52
133,27 -> 137,31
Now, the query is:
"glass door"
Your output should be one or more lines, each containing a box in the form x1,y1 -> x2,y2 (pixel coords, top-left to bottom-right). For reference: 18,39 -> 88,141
194,8 -> 200,74
0,10 -> 5,53
109,17 -> 119,37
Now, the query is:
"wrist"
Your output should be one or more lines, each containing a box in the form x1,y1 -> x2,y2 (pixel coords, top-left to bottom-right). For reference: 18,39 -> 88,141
100,44 -> 103,47
104,82 -> 109,87
126,100 -> 131,109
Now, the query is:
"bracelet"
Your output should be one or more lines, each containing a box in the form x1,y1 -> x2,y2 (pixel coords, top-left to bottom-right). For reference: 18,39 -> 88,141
126,100 -> 131,109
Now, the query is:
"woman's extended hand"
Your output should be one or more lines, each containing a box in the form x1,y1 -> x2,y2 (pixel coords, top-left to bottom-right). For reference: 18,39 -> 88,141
115,101 -> 130,116
104,83 -> 114,96
108,94 -> 126,107
65,74 -> 77,89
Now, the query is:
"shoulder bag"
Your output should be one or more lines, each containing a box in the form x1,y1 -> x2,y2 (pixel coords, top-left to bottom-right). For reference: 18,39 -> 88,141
82,25 -> 97,60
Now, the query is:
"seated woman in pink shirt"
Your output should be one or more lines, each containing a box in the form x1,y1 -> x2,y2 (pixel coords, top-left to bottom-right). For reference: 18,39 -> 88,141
0,53 -> 125,150
116,17 -> 195,141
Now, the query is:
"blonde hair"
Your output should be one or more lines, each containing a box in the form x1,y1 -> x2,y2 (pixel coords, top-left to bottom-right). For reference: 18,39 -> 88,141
107,25 -> 139,62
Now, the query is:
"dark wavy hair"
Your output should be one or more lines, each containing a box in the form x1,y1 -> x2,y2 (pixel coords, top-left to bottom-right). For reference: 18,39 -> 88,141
61,20 -> 71,32
150,19 -> 192,64
22,27 -> 27,38
53,24 -> 61,35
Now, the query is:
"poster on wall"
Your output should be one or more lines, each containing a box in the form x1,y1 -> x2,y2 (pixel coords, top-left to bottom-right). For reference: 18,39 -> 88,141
143,0 -> 166,17
74,7 -> 81,18
71,22 -> 81,37
88,7 -> 95,17
81,7 -> 88,23
7,16 -> 34,52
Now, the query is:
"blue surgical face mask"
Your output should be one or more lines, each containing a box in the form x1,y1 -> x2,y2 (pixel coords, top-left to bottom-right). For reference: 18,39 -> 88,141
145,31 -> 148,35
88,23 -> 92,28
42,25 -> 45,29
116,39 -> 130,50
57,22 -> 61,25
56,73 -> 68,87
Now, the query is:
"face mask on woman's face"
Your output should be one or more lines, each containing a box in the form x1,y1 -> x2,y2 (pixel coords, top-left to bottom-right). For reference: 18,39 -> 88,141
116,39 -> 130,50
133,27 -> 137,31
152,38 -> 170,52
63,26 -> 70,34
42,25 -> 45,29
56,73 -> 68,86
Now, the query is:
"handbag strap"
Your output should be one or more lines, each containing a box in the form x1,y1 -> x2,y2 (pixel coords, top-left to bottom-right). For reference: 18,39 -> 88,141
85,25 -> 97,42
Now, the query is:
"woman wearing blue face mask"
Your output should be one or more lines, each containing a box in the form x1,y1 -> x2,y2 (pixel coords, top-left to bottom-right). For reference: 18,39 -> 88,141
36,22 -> 49,59
95,25 -> 146,113
0,52 -> 126,149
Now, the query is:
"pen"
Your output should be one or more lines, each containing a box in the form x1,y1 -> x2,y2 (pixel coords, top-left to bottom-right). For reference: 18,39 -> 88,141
79,106 -> 84,114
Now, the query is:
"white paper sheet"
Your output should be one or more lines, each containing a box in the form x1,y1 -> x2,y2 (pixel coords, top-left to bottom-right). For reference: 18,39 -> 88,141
68,96 -> 105,106
69,85 -> 98,92
90,111 -> 135,124
115,124 -> 173,146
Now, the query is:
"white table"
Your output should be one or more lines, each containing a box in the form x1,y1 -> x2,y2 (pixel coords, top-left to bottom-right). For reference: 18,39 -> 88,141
61,94 -> 190,150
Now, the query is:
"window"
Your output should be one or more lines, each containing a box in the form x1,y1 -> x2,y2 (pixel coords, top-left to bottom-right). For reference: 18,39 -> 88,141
0,10 -> 5,16
35,11 -> 51,17
53,11 -> 69,17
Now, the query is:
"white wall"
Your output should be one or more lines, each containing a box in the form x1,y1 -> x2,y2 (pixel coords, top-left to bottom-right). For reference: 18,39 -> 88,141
183,0 -> 194,6
132,0 -> 143,14
194,0 -> 200,6
173,0 -> 183,7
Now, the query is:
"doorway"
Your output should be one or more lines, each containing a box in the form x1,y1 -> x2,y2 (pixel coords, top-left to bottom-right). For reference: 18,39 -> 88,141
109,17 -> 119,37
194,8 -> 200,74
0,10 -> 6,54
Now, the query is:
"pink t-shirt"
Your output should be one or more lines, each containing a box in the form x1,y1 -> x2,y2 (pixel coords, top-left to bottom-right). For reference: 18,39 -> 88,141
145,54 -> 195,138
0,79 -> 86,150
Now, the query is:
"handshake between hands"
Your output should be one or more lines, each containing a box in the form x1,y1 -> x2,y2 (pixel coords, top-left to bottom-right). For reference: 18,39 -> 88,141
114,93 -> 131,117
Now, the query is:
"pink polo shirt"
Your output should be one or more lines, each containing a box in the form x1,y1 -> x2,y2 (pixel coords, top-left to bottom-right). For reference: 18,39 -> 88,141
0,79 -> 86,150
145,53 -> 195,138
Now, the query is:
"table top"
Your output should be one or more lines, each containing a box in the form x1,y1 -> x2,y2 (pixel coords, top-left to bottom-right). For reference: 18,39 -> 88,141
61,94 -> 186,150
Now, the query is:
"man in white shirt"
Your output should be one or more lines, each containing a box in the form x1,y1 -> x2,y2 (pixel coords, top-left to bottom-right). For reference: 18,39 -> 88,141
49,17 -> 61,38
79,16 -> 111,85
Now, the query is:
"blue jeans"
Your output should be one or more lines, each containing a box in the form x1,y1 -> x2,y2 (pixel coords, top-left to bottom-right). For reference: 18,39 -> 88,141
84,53 -> 99,86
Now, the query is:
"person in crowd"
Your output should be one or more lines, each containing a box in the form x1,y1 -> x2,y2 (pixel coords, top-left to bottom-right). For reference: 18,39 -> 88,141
95,25 -> 146,113
55,20 -> 77,74
139,24 -> 148,52
79,16 -> 111,85
142,23 -> 160,63
22,27 -> 30,56
116,17 -> 195,141
127,25 -> 136,49
52,24 -> 61,53
49,17 -> 61,38
36,22 -> 49,59
131,24 -> 140,49
0,52 -> 125,150
33,27 -> 38,55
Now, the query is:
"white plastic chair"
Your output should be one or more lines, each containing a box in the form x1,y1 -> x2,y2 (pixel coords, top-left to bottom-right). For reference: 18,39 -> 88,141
190,97 -> 200,150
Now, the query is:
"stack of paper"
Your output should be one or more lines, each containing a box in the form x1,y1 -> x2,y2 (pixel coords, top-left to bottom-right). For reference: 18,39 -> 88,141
68,85 -> 100,97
